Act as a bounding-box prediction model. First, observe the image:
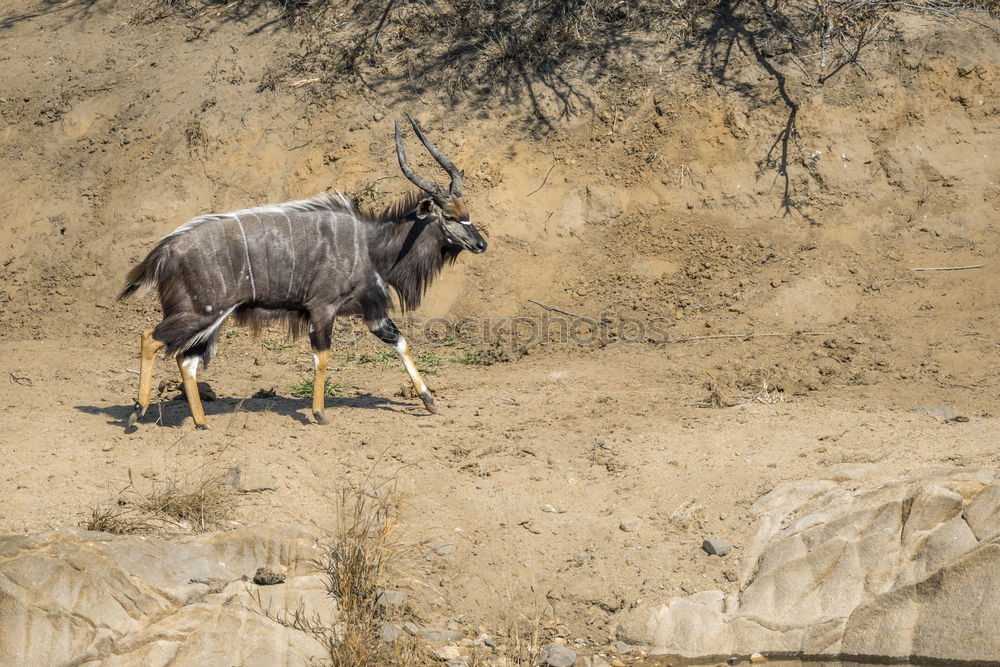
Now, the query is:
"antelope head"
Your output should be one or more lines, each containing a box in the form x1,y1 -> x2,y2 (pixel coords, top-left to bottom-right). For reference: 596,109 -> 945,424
395,116 -> 488,254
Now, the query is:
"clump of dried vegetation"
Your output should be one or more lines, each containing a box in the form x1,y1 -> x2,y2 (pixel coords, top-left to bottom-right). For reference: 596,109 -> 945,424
86,468 -> 238,534
271,479 -> 431,666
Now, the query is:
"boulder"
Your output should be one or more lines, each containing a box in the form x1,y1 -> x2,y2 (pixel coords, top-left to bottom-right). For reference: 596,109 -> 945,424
617,468 -> 1000,662
0,525 -> 331,666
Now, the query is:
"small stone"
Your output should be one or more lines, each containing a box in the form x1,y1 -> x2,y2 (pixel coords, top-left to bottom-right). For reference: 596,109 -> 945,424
224,465 -> 280,493
540,643 -> 578,667
101,443 -> 113,452
434,645 -> 462,661
611,659 -> 627,667
382,623 -> 401,642
619,517 -> 642,533
420,628 -> 464,642
252,567 -> 285,585
375,590 -> 407,608
435,541 -> 456,556
727,657 -> 741,665
542,504 -> 558,513
750,653 -> 767,664
703,538 -> 731,556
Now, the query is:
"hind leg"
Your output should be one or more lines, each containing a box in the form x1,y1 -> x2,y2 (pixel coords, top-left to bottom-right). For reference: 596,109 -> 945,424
177,354 -> 209,430
307,309 -> 335,425
127,328 -> 166,429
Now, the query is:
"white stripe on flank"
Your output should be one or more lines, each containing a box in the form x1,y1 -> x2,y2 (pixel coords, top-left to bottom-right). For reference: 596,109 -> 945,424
351,219 -> 361,273
233,215 -> 256,300
157,191 -> 358,246
281,211 -> 296,299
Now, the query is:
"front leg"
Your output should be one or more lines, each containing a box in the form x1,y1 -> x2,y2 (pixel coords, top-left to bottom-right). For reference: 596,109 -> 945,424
311,348 -> 330,425
367,317 -> 437,414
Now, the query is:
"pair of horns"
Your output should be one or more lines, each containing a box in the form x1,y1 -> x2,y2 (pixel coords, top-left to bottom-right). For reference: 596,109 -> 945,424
395,115 -> 464,202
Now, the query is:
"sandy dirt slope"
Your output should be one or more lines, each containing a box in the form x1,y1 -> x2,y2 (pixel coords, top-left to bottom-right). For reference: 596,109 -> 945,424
1,0 -> 999,652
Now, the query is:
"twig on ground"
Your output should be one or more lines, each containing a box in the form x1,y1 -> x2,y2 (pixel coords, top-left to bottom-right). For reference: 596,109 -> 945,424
909,264 -> 986,271
527,299 -> 604,325
527,160 -> 557,197
8,372 -> 32,386
673,332 -> 827,342
125,368 -> 140,375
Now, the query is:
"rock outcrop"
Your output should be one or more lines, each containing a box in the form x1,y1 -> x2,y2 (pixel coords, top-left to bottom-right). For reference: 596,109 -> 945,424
0,525 -> 332,666
617,467 -> 1000,662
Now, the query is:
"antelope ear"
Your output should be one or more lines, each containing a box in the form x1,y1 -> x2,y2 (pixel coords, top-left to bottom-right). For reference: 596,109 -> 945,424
415,198 -> 436,220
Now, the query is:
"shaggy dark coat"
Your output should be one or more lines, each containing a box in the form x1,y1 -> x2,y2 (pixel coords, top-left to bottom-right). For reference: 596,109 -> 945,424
118,191 -> 459,363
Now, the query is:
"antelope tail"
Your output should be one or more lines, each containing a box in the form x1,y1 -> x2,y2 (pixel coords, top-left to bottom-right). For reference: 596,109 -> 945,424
117,246 -> 165,301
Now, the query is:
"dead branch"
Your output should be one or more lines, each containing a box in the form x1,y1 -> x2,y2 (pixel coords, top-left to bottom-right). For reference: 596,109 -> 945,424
527,299 -> 604,325
909,264 -> 986,271
673,332 -> 827,343
527,160 -> 557,197
8,372 -> 32,386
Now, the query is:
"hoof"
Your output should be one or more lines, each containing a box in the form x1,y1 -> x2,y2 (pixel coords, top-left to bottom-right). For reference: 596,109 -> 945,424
195,423 -> 210,431
126,402 -> 145,430
420,393 -> 438,415
313,410 -> 329,425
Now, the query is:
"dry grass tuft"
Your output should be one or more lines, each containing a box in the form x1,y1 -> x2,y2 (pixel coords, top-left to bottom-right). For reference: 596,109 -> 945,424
86,468 -> 238,534
290,478 -> 432,667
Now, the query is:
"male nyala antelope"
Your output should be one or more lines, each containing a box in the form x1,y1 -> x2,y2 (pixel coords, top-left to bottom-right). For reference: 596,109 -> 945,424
118,117 -> 487,430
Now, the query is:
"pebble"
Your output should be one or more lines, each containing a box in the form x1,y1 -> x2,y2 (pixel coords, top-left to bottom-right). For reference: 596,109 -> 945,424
375,590 -> 407,608
420,628 -> 464,642
224,465 -> 279,493
703,538 -> 731,556
435,645 -> 462,661
751,653 -> 767,664
542,504 -> 558,513
435,541 -> 456,556
252,567 -> 285,586
619,517 -> 642,533
610,659 -> 626,667
540,643 -> 578,667
381,623 -> 401,641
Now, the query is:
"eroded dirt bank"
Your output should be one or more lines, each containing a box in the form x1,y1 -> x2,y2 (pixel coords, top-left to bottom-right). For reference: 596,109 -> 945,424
1,0 -> 999,656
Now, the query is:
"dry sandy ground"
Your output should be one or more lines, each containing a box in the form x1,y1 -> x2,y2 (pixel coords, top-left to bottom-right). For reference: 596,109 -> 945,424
1,0 -> 999,654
